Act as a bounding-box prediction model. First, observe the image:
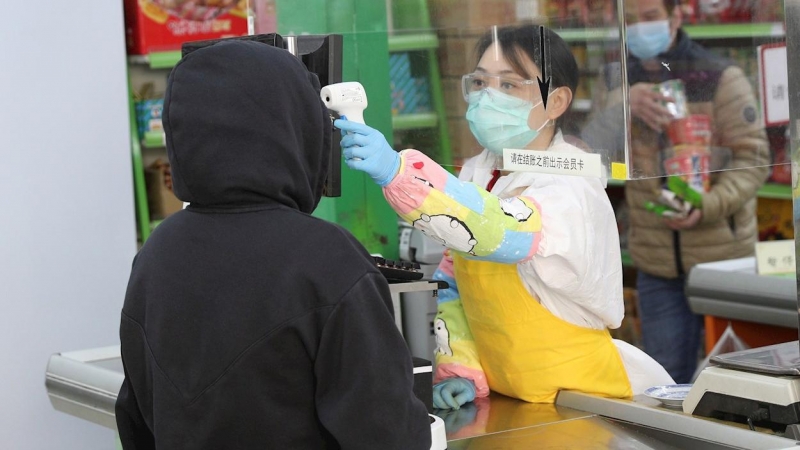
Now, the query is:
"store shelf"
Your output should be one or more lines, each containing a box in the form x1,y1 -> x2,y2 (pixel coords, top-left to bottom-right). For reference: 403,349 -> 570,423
757,183 -> 792,200
606,180 -> 790,200
572,99 -> 592,113
558,22 -> 784,43
684,22 -> 785,40
128,51 -> 182,70
127,36 -> 442,67
559,27 -> 620,42
143,131 -> 166,148
392,112 -> 438,130
388,33 -> 439,52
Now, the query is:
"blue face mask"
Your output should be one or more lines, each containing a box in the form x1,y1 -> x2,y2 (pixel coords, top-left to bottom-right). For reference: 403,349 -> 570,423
627,20 -> 672,60
465,88 -> 550,155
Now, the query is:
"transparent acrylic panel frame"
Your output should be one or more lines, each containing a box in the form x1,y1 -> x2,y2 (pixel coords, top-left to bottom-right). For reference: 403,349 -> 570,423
385,0 -> 787,184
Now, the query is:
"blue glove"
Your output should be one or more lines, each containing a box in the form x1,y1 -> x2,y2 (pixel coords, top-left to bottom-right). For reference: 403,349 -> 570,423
335,119 -> 401,187
432,377 -> 476,410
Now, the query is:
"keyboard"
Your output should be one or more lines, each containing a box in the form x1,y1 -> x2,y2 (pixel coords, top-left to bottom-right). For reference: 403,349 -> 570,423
372,256 -> 424,281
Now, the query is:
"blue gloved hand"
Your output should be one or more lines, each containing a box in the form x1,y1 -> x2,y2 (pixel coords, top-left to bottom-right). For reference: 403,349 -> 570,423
432,377 -> 476,410
334,119 -> 401,187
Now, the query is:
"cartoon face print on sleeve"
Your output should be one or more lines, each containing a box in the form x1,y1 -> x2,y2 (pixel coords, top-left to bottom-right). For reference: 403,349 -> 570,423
499,197 -> 534,222
412,214 -> 478,255
434,318 -> 453,356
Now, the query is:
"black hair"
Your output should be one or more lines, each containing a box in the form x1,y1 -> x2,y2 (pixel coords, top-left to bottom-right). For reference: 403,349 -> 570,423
474,24 -> 579,131
663,0 -> 677,13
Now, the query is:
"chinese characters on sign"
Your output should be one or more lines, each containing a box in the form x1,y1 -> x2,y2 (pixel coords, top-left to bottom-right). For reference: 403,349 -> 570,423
503,148 -> 603,178
766,255 -> 794,269
167,19 -> 232,36
508,153 -> 586,171
758,43 -> 789,126
755,240 -> 795,275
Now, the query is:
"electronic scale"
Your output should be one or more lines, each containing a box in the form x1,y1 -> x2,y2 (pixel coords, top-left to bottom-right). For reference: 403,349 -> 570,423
684,342 -> 800,435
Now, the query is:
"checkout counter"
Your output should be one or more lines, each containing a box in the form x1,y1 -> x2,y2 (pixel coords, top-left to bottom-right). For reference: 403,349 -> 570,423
47,269 -> 800,449
46,341 -> 800,448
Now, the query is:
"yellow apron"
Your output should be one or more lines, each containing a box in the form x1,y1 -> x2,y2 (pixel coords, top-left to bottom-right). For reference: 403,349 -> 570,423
452,254 -> 632,403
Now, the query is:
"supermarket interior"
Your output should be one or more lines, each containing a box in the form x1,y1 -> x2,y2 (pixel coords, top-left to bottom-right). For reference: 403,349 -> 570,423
6,0 -> 800,448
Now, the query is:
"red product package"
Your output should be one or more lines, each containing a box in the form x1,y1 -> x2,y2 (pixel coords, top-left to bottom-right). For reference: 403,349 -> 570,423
667,114 -> 712,146
124,0 -> 249,55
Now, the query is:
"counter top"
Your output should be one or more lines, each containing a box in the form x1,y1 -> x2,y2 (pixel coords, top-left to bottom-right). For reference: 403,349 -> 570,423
431,391 -> 800,449
47,345 -> 800,449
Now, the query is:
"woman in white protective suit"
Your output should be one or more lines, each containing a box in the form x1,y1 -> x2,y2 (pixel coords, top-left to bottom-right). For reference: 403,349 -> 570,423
336,24 -> 674,410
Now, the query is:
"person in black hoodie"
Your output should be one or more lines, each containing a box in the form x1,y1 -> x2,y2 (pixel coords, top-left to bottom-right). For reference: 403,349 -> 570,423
115,40 -> 431,449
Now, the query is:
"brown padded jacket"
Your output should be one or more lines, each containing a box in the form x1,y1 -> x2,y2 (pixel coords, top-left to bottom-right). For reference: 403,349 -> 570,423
584,30 -> 769,279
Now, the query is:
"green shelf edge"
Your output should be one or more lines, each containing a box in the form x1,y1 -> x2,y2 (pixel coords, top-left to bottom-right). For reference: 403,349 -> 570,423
607,178 -> 625,187
128,51 -> 182,69
148,51 -> 182,69
559,27 -> 619,42
392,113 -> 438,130
607,180 -> 790,199
757,183 -> 792,200
137,34 -> 443,68
684,22 -> 784,39
143,131 -> 166,148
558,22 -> 784,42
388,33 -> 439,52
132,23 -> 785,68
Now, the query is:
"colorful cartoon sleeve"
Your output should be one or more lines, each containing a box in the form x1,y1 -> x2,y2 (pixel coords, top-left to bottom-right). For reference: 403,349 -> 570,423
432,250 -> 490,398
383,150 -> 543,263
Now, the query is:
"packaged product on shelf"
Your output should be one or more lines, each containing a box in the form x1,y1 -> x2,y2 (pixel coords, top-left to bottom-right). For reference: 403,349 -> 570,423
570,45 -> 587,68
752,0 -> 785,22
134,82 -> 164,136
586,0 -> 615,27
389,53 -> 432,116
251,0 -> 276,34
757,198 -> 794,241
429,0 -> 517,30
564,0 -> 589,28
768,126 -> 791,185
696,0 -> 757,23
124,0 -> 249,55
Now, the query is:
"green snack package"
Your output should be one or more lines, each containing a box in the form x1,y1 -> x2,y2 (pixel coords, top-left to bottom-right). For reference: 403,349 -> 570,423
666,176 -> 703,209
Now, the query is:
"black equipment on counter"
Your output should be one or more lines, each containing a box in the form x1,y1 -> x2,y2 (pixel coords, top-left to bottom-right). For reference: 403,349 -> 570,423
373,256 -> 425,281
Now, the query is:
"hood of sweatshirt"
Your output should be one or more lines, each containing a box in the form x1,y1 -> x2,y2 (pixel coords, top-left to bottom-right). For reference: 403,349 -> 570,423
163,39 -> 331,213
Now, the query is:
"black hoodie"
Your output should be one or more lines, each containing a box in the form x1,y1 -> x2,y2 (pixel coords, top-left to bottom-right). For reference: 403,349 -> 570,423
115,40 -> 431,450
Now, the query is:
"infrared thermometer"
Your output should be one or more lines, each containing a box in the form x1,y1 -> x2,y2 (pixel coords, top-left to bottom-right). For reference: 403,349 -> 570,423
320,81 -> 368,124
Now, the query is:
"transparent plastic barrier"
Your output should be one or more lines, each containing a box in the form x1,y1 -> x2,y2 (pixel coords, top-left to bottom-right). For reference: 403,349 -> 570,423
383,0 -> 786,183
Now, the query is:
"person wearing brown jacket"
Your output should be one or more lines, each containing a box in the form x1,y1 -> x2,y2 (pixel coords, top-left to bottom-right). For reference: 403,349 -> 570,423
581,0 -> 769,383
